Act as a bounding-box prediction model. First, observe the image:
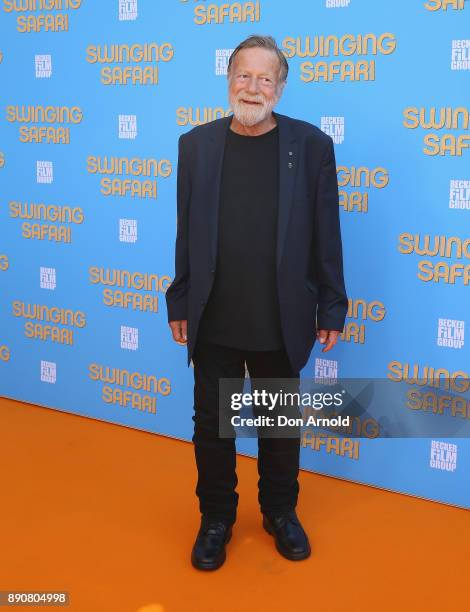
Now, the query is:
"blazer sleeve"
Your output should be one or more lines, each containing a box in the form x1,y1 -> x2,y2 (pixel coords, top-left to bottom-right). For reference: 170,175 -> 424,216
313,136 -> 349,332
165,133 -> 191,322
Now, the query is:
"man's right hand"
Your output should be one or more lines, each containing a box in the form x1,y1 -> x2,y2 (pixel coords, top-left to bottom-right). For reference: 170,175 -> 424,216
169,320 -> 187,345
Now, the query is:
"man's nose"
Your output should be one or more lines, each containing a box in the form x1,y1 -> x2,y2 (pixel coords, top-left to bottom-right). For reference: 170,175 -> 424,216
245,75 -> 260,93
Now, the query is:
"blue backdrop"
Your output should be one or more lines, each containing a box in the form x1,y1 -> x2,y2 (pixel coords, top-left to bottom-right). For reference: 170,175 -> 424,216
1,0 -> 469,509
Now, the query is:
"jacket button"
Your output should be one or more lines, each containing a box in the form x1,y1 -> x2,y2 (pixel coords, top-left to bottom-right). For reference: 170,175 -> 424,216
200,300 -> 205,305
210,269 -> 215,274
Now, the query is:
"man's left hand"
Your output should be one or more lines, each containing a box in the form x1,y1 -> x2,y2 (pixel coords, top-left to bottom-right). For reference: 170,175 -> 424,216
316,329 -> 341,352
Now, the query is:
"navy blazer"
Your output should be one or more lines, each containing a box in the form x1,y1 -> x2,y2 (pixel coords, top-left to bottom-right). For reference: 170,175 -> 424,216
165,110 -> 348,374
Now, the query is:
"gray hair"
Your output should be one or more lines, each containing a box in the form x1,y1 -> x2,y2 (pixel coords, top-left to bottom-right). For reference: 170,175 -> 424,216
227,34 -> 289,84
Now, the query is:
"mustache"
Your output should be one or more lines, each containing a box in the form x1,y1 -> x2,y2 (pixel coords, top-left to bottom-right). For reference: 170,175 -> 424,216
236,94 -> 266,104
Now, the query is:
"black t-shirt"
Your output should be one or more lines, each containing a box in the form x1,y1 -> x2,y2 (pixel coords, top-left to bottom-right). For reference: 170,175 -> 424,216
197,121 -> 284,350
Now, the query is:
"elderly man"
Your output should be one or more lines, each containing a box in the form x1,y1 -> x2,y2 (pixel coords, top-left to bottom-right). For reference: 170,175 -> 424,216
166,34 -> 348,570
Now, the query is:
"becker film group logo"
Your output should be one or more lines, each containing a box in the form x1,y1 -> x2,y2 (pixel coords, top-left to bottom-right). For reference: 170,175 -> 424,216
321,116 -> 345,144
451,39 -> 470,71
35,54 -> 51,78
215,48 -> 235,75
326,0 -> 350,6
41,360 -> 56,383
437,318 -> 465,349
430,440 -> 457,473
449,178 -> 470,209
119,0 -> 138,21
40,266 -> 56,290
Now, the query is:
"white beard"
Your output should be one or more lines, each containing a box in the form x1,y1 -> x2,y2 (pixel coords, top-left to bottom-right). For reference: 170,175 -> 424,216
229,89 -> 280,127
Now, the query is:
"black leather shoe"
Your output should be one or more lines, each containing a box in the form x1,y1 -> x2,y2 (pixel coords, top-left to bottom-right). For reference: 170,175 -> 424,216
262,509 -> 311,560
191,517 -> 233,571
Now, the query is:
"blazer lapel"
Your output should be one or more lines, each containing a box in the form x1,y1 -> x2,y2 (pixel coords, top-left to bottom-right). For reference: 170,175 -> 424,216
206,115 -> 232,268
206,110 -> 297,271
274,111 -> 298,270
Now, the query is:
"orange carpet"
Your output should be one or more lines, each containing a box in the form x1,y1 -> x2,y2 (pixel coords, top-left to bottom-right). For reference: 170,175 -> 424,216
0,396 -> 467,612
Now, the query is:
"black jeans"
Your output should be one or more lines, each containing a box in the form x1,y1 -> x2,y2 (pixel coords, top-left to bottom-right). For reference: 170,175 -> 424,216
191,339 -> 301,526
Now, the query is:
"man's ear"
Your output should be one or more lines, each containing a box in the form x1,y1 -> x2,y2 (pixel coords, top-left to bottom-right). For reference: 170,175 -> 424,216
276,81 -> 286,100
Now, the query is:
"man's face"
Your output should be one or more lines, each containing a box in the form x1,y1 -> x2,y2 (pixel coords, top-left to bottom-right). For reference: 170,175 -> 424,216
228,47 -> 284,127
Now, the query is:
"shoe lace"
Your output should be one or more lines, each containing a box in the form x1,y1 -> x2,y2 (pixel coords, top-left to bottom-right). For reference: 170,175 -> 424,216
287,512 -> 301,526
203,521 -> 228,536
270,511 -> 301,527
